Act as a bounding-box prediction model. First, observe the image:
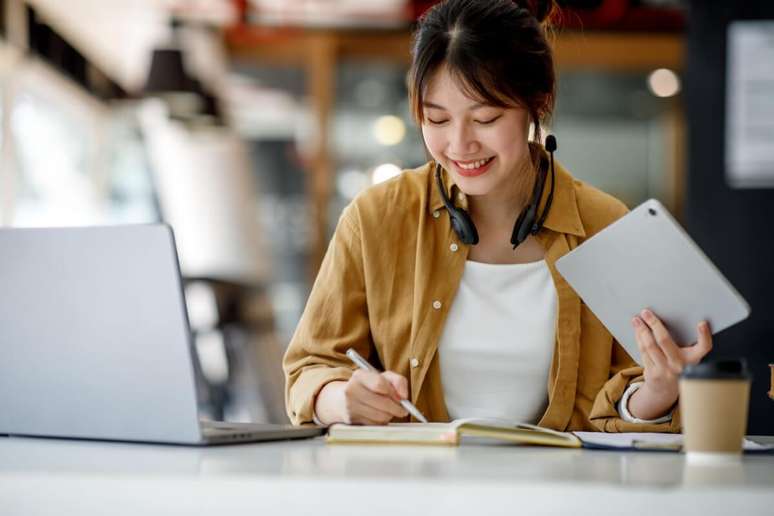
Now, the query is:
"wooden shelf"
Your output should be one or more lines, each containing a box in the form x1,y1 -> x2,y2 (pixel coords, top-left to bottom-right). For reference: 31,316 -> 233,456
225,26 -> 685,278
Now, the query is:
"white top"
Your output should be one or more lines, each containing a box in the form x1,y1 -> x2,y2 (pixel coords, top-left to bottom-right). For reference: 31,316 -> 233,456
438,259 -> 558,423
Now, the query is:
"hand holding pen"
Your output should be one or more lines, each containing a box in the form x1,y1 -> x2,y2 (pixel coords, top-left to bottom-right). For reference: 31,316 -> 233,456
314,348 -> 428,426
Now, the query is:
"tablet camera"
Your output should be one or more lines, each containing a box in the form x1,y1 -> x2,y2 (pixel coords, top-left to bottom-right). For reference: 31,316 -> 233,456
648,208 -> 657,216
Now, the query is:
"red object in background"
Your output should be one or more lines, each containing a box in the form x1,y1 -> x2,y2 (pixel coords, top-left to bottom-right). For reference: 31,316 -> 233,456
233,0 -> 248,23
410,1 -> 438,20
407,0 -> 684,31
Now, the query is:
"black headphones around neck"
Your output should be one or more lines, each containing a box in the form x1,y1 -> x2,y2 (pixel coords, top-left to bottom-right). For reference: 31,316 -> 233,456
434,135 -> 557,249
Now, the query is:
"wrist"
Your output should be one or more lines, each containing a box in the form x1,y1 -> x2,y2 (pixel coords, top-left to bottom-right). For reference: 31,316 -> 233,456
628,382 -> 678,421
641,380 -> 679,402
314,380 -> 348,425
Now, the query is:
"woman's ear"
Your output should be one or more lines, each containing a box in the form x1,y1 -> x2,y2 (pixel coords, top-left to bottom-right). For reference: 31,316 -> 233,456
528,119 -> 539,144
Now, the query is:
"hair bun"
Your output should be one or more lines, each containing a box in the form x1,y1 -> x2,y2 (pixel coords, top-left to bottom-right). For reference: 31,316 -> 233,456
521,0 -> 555,24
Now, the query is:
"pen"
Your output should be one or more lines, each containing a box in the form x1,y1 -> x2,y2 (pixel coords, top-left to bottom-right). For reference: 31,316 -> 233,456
345,348 -> 429,423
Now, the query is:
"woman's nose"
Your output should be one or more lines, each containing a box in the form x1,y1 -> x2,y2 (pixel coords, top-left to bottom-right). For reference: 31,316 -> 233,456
448,123 -> 480,156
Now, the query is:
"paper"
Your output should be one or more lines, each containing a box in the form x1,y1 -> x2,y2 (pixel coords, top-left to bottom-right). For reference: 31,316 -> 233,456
726,21 -> 774,188
574,432 -> 774,452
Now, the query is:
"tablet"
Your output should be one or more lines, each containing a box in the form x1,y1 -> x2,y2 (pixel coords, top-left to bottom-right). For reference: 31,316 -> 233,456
555,199 -> 750,364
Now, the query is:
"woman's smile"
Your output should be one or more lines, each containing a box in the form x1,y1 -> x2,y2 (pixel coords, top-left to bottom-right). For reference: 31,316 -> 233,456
451,156 -> 496,177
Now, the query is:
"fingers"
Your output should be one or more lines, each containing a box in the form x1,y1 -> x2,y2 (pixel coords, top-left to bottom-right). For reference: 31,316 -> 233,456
632,316 -> 670,372
382,371 -> 409,400
354,369 -> 400,400
354,381 -> 408,418
682,320 -> 713,364
348,398 -> 400,425
345,370 -> 408,424
638,310 -> 685,375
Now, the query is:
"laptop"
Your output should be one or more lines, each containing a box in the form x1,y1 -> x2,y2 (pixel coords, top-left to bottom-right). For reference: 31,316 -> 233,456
0,224 -> 323,445
555,199 -> 750,364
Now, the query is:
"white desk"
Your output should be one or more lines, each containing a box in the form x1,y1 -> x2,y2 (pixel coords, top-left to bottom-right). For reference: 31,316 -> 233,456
2,435 -> 773,516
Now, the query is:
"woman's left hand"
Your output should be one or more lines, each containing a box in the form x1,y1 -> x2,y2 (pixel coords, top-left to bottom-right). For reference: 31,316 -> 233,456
630,309 -> 713,416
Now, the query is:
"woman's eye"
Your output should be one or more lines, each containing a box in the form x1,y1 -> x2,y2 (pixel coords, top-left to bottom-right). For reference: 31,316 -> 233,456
427,118 -> 448,125
475,115 -> 502,125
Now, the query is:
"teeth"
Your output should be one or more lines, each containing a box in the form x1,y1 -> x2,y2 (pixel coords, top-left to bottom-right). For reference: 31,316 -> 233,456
457,157 -> 492,170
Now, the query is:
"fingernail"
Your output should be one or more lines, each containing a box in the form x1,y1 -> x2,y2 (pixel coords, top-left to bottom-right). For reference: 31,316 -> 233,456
641,309 -> 653,320
632,317 -> 641,327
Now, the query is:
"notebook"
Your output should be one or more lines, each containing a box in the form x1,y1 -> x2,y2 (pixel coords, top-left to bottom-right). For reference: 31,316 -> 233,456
326,419 -> 582,448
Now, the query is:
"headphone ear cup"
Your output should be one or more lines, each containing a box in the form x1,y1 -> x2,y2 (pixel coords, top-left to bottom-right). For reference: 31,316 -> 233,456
449,207 -> 479,245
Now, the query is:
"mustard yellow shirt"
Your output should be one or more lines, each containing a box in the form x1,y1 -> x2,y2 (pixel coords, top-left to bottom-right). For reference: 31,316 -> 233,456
283,154 -> 681,432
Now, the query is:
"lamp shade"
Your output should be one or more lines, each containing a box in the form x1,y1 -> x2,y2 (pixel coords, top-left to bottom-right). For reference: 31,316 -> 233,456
144,48 -> 194,94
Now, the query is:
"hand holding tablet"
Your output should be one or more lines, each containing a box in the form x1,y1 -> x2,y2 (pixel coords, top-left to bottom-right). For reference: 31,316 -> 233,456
555,199 -> 750,365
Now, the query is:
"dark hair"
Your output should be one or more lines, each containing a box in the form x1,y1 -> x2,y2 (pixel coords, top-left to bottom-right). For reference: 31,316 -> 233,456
408,0 -> 556,143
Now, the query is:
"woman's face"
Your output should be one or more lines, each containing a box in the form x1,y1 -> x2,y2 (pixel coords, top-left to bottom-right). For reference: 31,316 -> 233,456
421,66 -> 531,198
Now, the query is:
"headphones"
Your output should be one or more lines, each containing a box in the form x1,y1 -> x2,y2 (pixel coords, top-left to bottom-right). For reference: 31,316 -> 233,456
434,135 -> 557,249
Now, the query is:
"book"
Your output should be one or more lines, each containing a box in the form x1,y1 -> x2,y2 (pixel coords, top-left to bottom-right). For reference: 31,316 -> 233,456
326,418 -> 582,448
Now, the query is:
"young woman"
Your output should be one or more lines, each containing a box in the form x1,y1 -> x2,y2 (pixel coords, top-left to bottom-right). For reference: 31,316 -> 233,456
283,0 -> 712,431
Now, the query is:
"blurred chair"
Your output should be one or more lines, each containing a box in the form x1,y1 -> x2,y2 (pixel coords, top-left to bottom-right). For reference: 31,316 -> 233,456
139,100 -> 287,423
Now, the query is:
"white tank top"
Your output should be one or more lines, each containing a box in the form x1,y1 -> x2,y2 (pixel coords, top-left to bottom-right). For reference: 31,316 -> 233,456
438,259 -> 558,423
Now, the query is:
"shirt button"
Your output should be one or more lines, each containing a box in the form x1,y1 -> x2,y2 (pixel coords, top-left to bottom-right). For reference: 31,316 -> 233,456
432,210 -> 440,219
449,243 -> 459,252
410,357 -> 420,368
432,300 -> 442,310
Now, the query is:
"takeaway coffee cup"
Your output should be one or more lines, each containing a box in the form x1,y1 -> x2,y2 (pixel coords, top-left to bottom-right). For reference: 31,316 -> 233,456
679,359 -> 751,461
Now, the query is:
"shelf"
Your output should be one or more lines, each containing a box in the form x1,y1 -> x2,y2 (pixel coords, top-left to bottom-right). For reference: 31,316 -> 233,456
224,26 -> 685,278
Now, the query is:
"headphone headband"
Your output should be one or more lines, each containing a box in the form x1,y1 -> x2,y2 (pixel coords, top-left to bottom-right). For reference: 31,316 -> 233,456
434,137 -> 557,250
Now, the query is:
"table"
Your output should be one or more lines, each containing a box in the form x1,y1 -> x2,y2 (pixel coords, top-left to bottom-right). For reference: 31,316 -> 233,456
2,435 -> 773,516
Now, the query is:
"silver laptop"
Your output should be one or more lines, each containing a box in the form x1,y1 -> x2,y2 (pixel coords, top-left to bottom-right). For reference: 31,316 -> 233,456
555,199 -> 750,364
0,224 -> 322,445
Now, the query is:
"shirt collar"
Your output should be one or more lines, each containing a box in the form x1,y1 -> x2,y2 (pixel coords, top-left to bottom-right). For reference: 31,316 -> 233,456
427,146 -> 586,238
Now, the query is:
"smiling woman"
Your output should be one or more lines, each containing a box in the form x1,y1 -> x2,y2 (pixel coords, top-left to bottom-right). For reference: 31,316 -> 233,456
283,0 -> 711,432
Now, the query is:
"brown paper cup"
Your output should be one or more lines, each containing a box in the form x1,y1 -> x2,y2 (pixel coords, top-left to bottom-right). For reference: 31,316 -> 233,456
679,359 -> 751,462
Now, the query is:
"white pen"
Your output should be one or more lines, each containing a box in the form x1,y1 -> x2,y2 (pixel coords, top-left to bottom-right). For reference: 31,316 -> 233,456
345,348 -> 429,423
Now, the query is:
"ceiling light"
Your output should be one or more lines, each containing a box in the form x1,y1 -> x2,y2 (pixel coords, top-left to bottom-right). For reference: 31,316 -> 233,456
647,68 -> 681,98
373,115 -> 406,146
372,163 -> 401,184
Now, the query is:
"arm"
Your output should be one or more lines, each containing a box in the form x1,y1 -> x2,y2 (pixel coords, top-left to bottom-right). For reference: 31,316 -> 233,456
282,205 -> 407,425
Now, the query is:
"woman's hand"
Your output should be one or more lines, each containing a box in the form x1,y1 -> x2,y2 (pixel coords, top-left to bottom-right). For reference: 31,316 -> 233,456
628,309 -> 713,420
314,369 -> 409,426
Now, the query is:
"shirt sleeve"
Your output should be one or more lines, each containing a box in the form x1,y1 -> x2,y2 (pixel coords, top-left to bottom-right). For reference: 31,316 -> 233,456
617,382 -> 673,425
588,339 -> 682,432
282,204 -> 372,425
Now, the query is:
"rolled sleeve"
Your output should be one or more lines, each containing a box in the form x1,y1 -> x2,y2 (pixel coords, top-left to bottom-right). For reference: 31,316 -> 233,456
617,382 -> 673,425
283,205 -> 373,425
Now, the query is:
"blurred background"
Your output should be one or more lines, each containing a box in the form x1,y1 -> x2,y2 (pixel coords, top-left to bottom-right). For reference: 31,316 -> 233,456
0,0 -> 772,432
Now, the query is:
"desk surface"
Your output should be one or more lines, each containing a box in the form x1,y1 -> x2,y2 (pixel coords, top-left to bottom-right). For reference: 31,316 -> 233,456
2,435 -> 774,516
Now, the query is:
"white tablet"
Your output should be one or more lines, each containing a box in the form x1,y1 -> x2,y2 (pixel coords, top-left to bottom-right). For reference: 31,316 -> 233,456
555,199 -> 750,364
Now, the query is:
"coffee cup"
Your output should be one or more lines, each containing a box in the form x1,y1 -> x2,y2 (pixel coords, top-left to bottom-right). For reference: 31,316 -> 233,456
768,363 -> 773,400
679,359 -> 751,462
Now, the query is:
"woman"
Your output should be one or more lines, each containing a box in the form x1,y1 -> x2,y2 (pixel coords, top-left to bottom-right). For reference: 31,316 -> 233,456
283,0 -> 712,431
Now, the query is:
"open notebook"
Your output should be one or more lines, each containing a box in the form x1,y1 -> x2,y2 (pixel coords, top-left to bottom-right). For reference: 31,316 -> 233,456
327,419 -> 582,448
327,419 -> 774,452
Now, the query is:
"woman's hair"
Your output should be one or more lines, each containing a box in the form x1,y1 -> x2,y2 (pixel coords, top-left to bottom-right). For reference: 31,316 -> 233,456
408,0 -> 557,143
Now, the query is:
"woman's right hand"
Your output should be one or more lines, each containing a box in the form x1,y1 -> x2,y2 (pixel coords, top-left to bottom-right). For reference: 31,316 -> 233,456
314,369 -> 409,425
